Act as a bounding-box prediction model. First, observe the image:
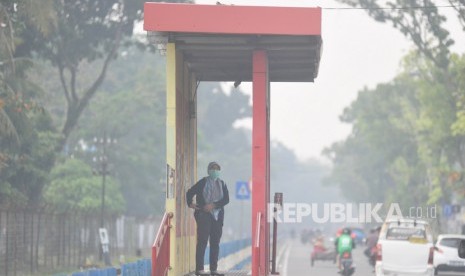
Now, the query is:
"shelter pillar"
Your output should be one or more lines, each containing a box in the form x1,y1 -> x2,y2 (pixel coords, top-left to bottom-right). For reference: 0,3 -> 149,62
165,43 -> 198,276
252,50 -> 270,276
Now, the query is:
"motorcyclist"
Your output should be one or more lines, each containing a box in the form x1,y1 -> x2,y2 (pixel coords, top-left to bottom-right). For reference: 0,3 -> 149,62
335,228 -> 356,270
311,235 -> 334,266
313,235 -> 327,253
365,226 -> 381,266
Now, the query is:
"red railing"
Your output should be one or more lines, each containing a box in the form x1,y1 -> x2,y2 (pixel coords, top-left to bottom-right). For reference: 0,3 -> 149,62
152,212 -> 173,276
253,212 -> 262,276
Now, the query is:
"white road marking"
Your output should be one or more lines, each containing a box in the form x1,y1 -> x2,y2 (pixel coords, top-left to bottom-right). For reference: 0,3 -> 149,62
281,241 -> 293,276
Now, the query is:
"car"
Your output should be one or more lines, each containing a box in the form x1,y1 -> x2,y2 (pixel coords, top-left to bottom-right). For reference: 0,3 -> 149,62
433,234 -> 465,275
375,218 -> 434,276
349,227 -> 367,245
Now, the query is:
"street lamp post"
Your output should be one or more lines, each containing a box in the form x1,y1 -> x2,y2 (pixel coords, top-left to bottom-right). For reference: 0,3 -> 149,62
97,135 -> 107,230
70,132 -> 117,265
93,131 -> 117,229
93,131 -> 116,265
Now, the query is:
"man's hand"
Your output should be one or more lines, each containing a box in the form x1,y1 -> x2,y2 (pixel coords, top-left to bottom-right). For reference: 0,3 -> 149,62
203,203 -> 215,212
189,203 -> 200,210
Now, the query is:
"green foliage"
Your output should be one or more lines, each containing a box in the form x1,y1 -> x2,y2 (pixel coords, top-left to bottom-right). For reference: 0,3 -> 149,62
328,0 -> 465,207
336,0 -> 459,70
326,53 -> 465,207
71,48 -> 166,216
0,1 -> 58,207
449,54 -> 465,135
325,77 -> 423,205
31,47 -> 167,216
196,82 -> 339,231
0,107 -> 60,207
15,0 -> 190,151
196,82 -> 252,182
44,158 -> 125,213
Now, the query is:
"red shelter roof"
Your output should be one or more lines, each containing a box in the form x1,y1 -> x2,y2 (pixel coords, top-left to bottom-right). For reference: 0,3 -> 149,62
144,3 -> 323,82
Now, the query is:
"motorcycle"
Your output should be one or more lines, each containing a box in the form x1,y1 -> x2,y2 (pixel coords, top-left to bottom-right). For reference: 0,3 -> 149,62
311,244 -> 336,266
364,245 -> 377,267
369,245 -> 378,267
339,252 -> 355,276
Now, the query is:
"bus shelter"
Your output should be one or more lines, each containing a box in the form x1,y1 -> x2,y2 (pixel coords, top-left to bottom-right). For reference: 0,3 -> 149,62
144,3 -> 322,276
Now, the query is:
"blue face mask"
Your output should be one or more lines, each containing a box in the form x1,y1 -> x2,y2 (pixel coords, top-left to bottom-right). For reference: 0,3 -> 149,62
208,169 -> 220,179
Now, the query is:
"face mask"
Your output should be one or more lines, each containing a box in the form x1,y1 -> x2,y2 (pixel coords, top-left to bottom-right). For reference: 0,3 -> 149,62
208,169 -> 220,179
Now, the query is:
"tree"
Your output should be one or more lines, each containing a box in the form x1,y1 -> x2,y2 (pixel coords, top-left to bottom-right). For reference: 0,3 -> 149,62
325,53 -> 465,207
32,46 -> 169,216
44,158 -> 125,213
324,67 -> 428,206
336,0 -> 460,70
16,0 -> 189,151
196,82 -> 253,182
0,0 -> 59,207
331,0 -> 465,207
1,0 -> 56,157
0,11 -> 19,148
196,82 -> 338,234
70,47 -> 168,216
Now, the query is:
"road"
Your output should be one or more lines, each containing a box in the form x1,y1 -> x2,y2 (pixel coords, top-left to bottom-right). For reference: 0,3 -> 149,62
276,239 -> 465,276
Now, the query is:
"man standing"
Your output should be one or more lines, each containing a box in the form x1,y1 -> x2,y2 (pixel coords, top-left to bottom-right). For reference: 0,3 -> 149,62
186,161 -> 229,276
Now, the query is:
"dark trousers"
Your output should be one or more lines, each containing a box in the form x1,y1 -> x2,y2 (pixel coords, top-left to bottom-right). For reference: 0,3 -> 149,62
195,211 -> 223,272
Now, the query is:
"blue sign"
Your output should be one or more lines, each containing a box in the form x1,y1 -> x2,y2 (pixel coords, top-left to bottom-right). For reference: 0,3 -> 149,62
443,204 -> 452,217
235,181 -> 250,200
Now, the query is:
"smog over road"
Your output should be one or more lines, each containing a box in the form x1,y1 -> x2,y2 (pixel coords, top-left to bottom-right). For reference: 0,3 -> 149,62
1,0 -> 465,275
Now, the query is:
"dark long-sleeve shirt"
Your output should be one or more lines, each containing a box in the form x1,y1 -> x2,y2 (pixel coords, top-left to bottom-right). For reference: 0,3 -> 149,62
186,177 -> 229,224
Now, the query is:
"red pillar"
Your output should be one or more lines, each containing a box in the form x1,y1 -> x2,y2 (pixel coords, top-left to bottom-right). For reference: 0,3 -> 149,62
252,50 -> 270,276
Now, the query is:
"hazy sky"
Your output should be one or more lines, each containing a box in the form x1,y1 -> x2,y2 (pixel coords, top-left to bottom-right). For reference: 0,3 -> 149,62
158,0 -> 463,162
192,0 -> 410,162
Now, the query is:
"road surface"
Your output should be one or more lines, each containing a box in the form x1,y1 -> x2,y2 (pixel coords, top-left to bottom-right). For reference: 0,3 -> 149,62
276,239 -> 465,276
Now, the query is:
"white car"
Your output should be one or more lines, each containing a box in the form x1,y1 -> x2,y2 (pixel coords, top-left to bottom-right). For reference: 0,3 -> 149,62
433,234 -> 465,275
376,218 -> 435,276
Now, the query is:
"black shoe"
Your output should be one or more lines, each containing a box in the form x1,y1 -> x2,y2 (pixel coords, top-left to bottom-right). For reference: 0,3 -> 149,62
195,270 -> 208,276
210,271 -> 224,276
